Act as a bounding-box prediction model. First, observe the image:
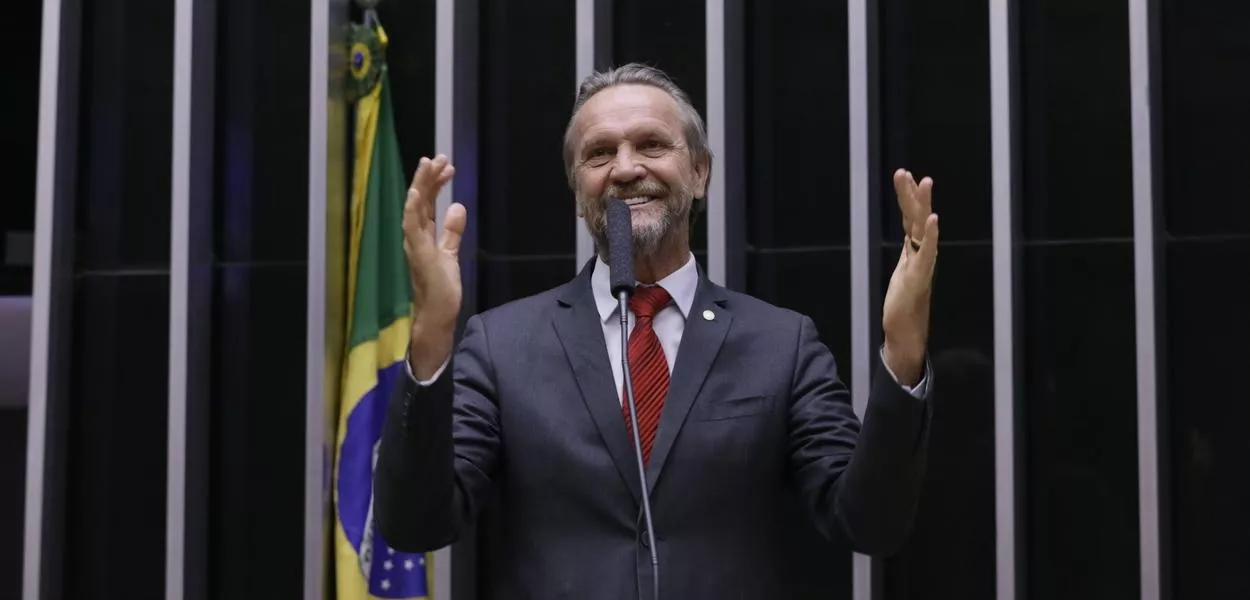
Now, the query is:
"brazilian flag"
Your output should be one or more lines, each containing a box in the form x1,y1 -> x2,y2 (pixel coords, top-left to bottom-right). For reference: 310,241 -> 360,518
333,21 -> 433,600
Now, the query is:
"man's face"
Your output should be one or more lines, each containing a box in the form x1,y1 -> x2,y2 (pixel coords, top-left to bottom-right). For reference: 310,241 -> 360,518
569,84 -> 708,258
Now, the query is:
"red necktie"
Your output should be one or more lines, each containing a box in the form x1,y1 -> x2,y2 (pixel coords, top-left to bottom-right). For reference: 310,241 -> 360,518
621,285 -> 673,465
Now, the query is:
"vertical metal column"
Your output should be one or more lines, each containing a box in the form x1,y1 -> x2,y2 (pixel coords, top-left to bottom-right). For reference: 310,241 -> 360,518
705,0 -> 745,290
167,0 -> 194,589
990,0 -> 1020,597
574,0 -> 604,268
1129,0 -> 1163,597
706,0 -> 725,285
435,0 -> 456,236
434,0 -> 482,594
438,0 -> 479,327
433,1 -> 455,594
24,0 -> 80,597
848,0 -> 883,598
170,0 -> 215,597
305,0 -> 336,597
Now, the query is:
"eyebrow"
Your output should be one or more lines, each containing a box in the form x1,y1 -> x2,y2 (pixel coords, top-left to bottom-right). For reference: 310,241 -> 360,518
580,128 -> 673,154
579,135 -> 611,153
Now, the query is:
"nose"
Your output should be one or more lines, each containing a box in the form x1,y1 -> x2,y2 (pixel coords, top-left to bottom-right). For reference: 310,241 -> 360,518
609,147 -> 644,184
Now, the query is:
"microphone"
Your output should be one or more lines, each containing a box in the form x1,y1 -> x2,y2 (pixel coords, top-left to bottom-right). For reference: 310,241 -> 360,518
606,197 -> 636,297
604,197 -> 660,600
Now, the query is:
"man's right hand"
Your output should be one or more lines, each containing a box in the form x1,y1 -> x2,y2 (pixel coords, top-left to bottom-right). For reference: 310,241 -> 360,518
402,154 -> 466,380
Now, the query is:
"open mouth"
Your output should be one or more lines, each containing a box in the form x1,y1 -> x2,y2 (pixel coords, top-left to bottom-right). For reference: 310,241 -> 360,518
623,197 -> 658,207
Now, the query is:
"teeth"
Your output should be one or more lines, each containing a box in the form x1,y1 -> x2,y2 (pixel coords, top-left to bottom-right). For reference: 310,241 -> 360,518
624,197 -> 650,206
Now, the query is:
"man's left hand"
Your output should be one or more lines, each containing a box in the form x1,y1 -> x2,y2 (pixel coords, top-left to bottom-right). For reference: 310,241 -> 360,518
882,168 -> 940,386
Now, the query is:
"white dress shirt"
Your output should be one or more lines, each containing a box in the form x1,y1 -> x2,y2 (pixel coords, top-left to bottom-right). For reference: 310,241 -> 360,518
407,252 -> 928,400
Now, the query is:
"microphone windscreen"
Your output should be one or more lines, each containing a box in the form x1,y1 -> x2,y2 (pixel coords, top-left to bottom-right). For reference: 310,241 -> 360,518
604,197 -> 635,296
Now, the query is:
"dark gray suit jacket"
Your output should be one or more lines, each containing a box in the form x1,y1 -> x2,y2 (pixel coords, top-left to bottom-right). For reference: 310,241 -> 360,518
375,261 -> 933,599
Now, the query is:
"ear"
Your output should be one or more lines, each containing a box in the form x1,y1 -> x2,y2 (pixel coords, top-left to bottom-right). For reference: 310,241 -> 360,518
692,154 -> 711,199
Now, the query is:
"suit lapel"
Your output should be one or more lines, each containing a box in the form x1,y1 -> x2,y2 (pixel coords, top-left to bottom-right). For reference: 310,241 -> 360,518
646,276 -> 731,491
551,262 -> 644,505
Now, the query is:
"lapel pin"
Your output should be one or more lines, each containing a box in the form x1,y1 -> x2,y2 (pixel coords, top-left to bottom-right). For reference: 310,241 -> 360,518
702,309 -> 715,321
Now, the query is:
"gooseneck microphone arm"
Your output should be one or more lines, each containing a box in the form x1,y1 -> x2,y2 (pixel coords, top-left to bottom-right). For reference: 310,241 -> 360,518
618,290 -> 660,600
604,197 -> 660,600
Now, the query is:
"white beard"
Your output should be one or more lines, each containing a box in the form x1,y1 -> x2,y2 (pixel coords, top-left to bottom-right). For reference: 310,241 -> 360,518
580,187 -> 694,260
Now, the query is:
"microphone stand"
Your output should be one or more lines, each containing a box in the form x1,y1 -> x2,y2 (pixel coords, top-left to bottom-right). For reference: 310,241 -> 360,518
618,289 -> 660,600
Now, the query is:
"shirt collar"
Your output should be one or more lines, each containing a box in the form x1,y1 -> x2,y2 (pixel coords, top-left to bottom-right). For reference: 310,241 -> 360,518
591,252 -> 699,323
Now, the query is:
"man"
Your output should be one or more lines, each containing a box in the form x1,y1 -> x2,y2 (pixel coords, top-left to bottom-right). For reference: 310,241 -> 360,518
375,63 -> 940,599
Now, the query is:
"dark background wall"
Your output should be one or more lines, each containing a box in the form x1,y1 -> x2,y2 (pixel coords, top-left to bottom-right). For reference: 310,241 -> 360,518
1159,2 -> 1250,597
0,1 -> 40,596
876,0 -> 997,596
4,0 -> 314,597
210,0 -> 313,595
5,0 -> 1249,599
63,0 -> 175,596
1016,0 -> 1138,597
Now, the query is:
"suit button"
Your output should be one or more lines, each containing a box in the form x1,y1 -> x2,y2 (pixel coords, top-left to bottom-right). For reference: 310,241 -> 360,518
641,532 -> 649,548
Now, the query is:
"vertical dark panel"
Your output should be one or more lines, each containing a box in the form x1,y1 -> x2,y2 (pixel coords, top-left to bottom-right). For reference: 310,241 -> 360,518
1019,0 -> 1133,239
0,1 -> 40,296
179,0 -> 219,597
211,0 -> 309,595
214,1 -> 311,264
66,273 -> 170,594
0,1 -> 40,594
877,0 -> 995,597
1160,242 -> 1249,598
477,0 -> 576,309
1158,3 -> 1250,239
381,0 -> 438,174
742,3 -> 851,596
74,0 -> 172,272
613,0 -> 708,264
1017,0 -> 1139,598
1159,1 -> 1250,597
0,408 -> 26,598
62,0 -> 173,596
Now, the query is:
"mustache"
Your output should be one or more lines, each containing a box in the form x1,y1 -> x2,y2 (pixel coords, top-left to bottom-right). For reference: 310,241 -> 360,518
604,181 -> 670,201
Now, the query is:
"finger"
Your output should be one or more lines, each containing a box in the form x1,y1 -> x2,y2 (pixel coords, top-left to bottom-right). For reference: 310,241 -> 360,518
409,157 -> 434,225
917,176 -> 933,215
421,156 -> 449,223
404,184 -> 432,239
427,162 -> 457,228
894,168 -> 918,235
913,177 -> 934,240
893,168 -> 916,209
916,213 -> 940,272
423,155 -> 455,223
902,171 -> 925,241
438,163 -> 456,185
408,156 -> 429,191
438,202 -> 468,255
436,164 -> 456,205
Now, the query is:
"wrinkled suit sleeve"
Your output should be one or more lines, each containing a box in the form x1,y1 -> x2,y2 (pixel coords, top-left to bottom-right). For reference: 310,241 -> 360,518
373,314 -> 501,551
786,315 -> 933,556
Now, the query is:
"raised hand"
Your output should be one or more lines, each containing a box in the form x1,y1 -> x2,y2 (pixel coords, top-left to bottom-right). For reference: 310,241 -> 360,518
402,154 -> 466,378
881,168 -> 940,386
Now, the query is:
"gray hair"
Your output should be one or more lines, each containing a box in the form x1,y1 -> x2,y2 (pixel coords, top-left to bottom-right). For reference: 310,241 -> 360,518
562,63 -> 712,212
